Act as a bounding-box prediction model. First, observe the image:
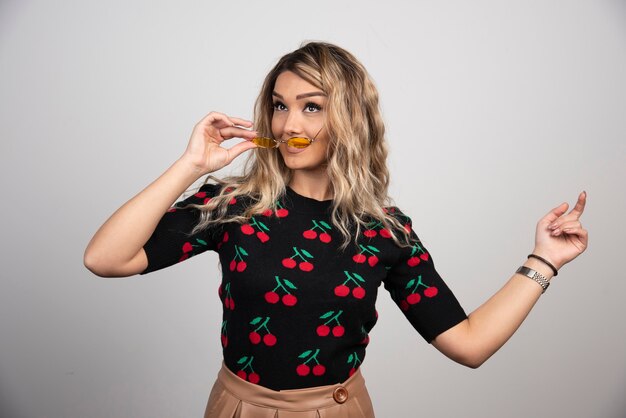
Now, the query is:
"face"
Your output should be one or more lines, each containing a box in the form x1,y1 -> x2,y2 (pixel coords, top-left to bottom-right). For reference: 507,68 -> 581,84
271,71 -> 329,173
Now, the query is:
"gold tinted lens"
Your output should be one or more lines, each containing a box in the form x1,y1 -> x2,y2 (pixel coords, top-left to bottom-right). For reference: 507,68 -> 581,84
252,137 -> 277,148
287,137 -> 312,149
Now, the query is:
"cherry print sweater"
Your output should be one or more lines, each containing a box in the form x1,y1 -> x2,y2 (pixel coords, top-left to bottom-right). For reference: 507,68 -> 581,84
142,184 -> 467,390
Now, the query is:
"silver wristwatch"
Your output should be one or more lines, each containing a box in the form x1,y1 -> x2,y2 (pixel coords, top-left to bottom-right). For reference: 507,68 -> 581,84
516,266 -> 550,294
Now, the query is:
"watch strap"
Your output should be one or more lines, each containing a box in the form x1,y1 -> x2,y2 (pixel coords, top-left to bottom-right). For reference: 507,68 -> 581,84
516,266 -> 550,294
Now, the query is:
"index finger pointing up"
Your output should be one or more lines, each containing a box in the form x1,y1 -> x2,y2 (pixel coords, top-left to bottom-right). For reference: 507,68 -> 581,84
569,191 -> 587,218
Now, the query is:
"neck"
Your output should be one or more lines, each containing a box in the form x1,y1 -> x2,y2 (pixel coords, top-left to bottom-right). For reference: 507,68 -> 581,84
288,169 -> 332,201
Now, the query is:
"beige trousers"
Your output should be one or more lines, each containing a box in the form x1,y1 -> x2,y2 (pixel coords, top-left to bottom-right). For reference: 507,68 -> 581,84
204,363 -> 375,418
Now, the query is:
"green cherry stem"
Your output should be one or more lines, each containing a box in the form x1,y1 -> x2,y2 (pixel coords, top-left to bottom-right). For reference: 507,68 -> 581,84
253,317 -> 271,333
303,349 -> 321,365
242,356 -> 255,371
321,310 -> 343,326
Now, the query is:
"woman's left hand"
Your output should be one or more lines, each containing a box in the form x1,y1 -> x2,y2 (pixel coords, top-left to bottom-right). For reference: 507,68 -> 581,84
533,191 -> 589,271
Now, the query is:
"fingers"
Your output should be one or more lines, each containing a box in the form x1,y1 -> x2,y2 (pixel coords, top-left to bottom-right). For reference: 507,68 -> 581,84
550,220 -> 581,237
546,191 -> 588,232
198,111 -> 255,133
225,140 -> 258,163
568,191 -> 587,218
218,125 -> 257,141
228,116 -> 254,128
543,202 -> 569,225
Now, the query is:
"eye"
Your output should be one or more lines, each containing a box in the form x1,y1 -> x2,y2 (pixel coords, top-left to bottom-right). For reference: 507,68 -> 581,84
304,102 -> 322,113
273,101 -> 287,111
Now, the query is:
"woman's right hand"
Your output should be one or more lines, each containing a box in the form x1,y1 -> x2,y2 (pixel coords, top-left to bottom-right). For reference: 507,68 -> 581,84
181,111 -> 258,175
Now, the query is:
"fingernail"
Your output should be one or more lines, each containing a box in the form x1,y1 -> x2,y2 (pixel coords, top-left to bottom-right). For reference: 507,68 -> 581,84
551,228 -> 560,236
549,223 -> 557,230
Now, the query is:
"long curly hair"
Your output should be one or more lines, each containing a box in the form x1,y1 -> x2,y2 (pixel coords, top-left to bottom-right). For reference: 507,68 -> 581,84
193,41 -> 411,249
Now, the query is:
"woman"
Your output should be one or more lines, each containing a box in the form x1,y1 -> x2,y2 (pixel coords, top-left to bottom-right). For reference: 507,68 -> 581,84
84,42 -> 588,417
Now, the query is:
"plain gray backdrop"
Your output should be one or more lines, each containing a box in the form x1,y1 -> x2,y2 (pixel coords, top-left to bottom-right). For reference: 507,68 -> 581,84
1,1 -> 625,417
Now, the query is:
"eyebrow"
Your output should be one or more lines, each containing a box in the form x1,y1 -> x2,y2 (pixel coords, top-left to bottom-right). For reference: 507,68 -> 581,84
272,91 -> 327,100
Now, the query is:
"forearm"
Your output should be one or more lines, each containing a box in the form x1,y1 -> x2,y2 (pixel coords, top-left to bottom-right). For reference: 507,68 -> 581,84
433,257 -> 554,368
84,158 -> 203,277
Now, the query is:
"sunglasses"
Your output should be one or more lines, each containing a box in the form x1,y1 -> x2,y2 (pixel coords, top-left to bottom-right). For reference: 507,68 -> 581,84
252,127 -> 324,149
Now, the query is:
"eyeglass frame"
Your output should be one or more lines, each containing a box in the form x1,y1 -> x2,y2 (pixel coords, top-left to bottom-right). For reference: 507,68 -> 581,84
253,126 -> 324,149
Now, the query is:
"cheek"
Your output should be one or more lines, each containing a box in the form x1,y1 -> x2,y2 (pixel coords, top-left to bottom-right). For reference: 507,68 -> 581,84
271,115 -> 282,138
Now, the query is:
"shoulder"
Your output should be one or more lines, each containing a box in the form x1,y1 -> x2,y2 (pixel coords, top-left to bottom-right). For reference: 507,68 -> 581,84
172,183 -> 224,208
383,205 -> 413,227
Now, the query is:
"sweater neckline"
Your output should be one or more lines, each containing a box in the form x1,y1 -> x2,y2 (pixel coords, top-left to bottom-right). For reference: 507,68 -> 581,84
284,186 -> 333,213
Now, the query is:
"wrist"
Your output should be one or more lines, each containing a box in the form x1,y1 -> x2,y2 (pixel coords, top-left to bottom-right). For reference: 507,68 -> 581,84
531,248 -> 564,271
523,257 -> 555,281
173,156 -> 209,182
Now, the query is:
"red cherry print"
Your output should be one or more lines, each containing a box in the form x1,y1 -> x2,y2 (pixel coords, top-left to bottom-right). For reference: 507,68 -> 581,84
182,242 -> 193,253
256,231 -> 270,243
334,285 -> 350,297
224,298 -> 231,309
379,229 -> 392,238
352,254 -> 366,263
228,298 -> 235,310
299,261 -> 314,272
332,325 -> 345,337
241,224 -> 254,235
349,368 -> 356,377
222,232 -> 229,242
265,291 -> 279,304
282,294 -> 297,306
229,197 -> 237,205
236,261 -> 247,272
296,364 -> 310,376
316,325 -> 330,337
218,284 -> 223,297
263,334 -> 277,346
276,208 -> 289,218
420,253 -> 429,261
352,287 -> 366,299
424,286 -> 438,298
249,331 -> 261,345
400,299 -> 409,311
262,209 -> 273,217
361,335 -> 370,345
179,253 -> 190,262
364,229 -> 377,238
367,255 -> 379,267
229,260 -> 237,271
407,257 -> 421,267
319,233 -> 331,243
248,372 -> 260,384
221,335 -> 228,347
237,370 -> 247,380
303,230 -> 317,239
282,258 -> 297,269
407,293 -> 421,304
312,364 -> 326,376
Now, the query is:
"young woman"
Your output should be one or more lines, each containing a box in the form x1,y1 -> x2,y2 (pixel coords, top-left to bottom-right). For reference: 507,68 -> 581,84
84,42 -> 588,417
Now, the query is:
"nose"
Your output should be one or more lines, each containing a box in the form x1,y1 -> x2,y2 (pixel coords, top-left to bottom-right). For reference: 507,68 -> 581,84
282,110 -> 304,138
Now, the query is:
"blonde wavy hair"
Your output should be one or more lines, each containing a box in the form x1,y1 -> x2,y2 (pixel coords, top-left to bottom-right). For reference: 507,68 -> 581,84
193,41 -> 412,249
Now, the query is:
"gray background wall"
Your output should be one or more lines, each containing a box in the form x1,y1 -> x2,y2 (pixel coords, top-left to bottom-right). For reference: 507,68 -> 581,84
1,1 -> 625,417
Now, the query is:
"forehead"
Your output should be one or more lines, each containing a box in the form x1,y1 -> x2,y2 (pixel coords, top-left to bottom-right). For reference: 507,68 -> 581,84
273,71 -> 325,98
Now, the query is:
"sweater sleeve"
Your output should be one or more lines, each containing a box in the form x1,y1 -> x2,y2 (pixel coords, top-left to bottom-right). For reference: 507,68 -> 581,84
141,183 -> 224,274
383,212 -> 467,343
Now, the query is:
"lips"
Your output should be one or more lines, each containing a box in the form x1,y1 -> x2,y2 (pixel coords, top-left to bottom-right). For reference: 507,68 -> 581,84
284,145 -> 307,155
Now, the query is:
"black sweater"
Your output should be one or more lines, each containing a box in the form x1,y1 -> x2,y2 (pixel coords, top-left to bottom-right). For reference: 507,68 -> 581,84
142,184 -> 467,390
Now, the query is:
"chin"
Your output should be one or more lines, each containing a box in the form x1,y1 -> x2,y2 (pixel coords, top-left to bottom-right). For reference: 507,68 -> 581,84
280,152 -> 326,172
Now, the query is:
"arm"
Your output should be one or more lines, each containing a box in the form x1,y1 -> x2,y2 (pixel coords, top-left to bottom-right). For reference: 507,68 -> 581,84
83,112 -> 257,277
432,192 -> 588,368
